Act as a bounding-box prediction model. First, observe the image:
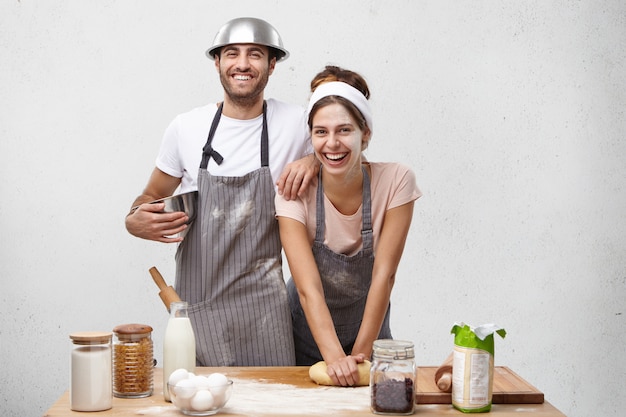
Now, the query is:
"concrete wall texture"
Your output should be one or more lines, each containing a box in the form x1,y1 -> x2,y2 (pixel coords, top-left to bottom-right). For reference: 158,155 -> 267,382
1,1 -> 624,416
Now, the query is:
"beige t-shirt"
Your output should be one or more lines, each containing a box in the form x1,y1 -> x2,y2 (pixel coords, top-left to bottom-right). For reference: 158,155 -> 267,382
275,162 -> 421,256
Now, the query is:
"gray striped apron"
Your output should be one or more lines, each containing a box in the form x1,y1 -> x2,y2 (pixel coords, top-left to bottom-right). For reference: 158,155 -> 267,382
287,166 -> 392,365
175,102 -> 295,366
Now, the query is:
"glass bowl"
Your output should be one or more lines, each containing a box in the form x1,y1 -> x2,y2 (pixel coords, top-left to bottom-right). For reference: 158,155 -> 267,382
168,379 -> 233,416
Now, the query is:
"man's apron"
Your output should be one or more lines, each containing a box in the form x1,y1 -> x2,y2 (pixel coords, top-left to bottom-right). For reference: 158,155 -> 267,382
287,166 -> 392,365
175,102 -> 296,366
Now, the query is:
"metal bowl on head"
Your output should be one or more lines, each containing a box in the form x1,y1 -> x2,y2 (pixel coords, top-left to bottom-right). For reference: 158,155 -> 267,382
205,17 -> 289,61
152,191 -> 198,224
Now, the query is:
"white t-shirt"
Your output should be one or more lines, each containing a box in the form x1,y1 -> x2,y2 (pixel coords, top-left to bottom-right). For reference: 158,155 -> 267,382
275,162 -> 422,256
156,98 -> 312,193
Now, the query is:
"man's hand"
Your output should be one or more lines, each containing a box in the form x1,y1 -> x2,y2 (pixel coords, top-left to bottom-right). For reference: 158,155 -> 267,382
125,202 -> 189,243
276,153 -> 319,200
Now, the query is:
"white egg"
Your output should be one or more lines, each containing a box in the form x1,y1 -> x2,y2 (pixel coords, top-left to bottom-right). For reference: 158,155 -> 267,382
174,378 -> 197,399
212,391 -> 225,408
194,375 -> 212,390
207,372 -> 228,388
206,373 -> 229,405
191,389 -> 214,411
173,394 -> 192,411
168,368 -> 191,387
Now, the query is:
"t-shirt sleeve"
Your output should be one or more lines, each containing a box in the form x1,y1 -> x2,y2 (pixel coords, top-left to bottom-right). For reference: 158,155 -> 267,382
275,193 -> 307,224
155,116 -> 184,178
386,164 -> 422,210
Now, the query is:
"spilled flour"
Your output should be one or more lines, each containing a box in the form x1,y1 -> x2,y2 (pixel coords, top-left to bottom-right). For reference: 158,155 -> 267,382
224,377 -> 370,416
135,378 -> 370,416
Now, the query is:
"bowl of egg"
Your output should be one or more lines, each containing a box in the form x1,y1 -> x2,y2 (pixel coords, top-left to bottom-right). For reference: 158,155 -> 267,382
167,368 -> 233,416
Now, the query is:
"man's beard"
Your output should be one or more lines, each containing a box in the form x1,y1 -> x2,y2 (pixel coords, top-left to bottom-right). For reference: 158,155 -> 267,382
220,70 -> 270,108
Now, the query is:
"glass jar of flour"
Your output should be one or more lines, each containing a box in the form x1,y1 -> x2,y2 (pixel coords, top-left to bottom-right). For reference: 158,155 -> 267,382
69,331 -> 112,411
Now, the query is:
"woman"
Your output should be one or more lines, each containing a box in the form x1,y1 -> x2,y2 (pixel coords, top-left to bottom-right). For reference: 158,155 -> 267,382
275,66 -> 421,386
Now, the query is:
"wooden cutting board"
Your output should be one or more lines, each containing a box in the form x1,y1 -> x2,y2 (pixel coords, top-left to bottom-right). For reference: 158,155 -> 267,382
218,365 -> 544,404
417,366 -> 544,404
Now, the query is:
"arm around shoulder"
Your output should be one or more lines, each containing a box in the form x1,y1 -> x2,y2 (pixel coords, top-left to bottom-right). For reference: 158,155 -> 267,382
276,153 -> 320,201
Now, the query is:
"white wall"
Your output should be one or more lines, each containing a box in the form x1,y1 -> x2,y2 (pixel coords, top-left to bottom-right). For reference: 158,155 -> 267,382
1,1 -> 624,416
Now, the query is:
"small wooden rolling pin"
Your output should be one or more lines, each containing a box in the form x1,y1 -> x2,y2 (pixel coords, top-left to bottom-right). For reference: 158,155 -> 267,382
149,266 -> 181,312
434,352 -> 454,392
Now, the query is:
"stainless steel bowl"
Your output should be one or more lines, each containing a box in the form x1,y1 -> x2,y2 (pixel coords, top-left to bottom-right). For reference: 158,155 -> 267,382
152,191 -> 198,224
205,17 -> 289,61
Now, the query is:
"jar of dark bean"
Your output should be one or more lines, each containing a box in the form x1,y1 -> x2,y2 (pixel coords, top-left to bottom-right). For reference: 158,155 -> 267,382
370,339 -> 416,415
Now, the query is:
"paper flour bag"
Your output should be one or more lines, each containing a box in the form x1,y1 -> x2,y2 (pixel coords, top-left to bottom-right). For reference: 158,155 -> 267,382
450,323 -> 506,413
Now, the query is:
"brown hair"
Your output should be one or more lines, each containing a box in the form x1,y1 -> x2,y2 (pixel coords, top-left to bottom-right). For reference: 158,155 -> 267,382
310,65 -> 370,99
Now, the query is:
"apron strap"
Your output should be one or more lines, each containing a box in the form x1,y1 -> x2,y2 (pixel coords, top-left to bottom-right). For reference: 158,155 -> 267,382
260,101 -> 269,167
200,101 -> 269,169
201,102 -> 225,168
360,166 -> 374,254
314,169 -> 325,242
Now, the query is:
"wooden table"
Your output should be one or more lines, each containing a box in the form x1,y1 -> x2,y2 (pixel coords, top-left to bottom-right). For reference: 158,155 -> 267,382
43,367 -> 566,416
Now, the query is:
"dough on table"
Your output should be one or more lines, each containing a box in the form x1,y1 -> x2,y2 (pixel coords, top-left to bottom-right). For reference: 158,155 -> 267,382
309,360 -> 371,386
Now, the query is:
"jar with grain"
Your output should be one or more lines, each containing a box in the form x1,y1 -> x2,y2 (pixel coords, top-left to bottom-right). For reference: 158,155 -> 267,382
112,323 -> 154,398
370,339 -> 416,415
69,331 -> 113,411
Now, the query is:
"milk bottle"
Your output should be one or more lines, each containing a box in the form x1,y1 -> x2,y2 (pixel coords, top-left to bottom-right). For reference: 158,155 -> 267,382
163,301 -> 196,401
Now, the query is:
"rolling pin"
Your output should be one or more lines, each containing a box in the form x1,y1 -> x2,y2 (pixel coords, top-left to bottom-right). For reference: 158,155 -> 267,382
434,352 -> 454,392
149,266 -> 181,312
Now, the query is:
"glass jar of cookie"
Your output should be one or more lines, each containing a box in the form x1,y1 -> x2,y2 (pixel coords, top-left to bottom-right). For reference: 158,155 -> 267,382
112,323 -> 154,398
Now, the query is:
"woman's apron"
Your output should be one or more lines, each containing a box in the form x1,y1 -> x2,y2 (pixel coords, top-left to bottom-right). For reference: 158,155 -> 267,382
175,102 -> 296,366
287,166 -> 392,365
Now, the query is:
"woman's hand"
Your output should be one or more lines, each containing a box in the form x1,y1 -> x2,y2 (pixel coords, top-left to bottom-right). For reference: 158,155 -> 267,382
326,354 -> 367,387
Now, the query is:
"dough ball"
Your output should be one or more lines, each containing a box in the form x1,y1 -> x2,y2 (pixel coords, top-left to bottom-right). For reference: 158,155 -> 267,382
309,360 -> 371,386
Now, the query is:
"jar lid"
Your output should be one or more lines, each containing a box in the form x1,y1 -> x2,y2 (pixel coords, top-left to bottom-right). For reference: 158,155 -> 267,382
69,331 -> 112,345
373,339 -> 415,359
113,323 -> 153,341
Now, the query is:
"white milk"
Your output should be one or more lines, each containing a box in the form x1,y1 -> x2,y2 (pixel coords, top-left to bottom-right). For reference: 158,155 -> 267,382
163,315 -> 196,401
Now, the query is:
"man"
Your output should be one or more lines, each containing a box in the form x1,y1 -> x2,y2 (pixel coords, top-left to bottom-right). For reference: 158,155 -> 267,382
125,17 -> 317,366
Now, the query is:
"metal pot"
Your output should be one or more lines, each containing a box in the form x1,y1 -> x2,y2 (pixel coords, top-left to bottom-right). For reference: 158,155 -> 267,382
152,191 -> 198,224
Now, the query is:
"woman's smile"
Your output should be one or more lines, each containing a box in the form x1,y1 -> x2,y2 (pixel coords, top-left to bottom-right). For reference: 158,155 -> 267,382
324,152 -> 348,161
312,104 -> 363,174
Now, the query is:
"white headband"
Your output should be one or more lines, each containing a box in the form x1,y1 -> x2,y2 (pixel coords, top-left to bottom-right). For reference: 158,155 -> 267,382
307,81 -> 373,135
